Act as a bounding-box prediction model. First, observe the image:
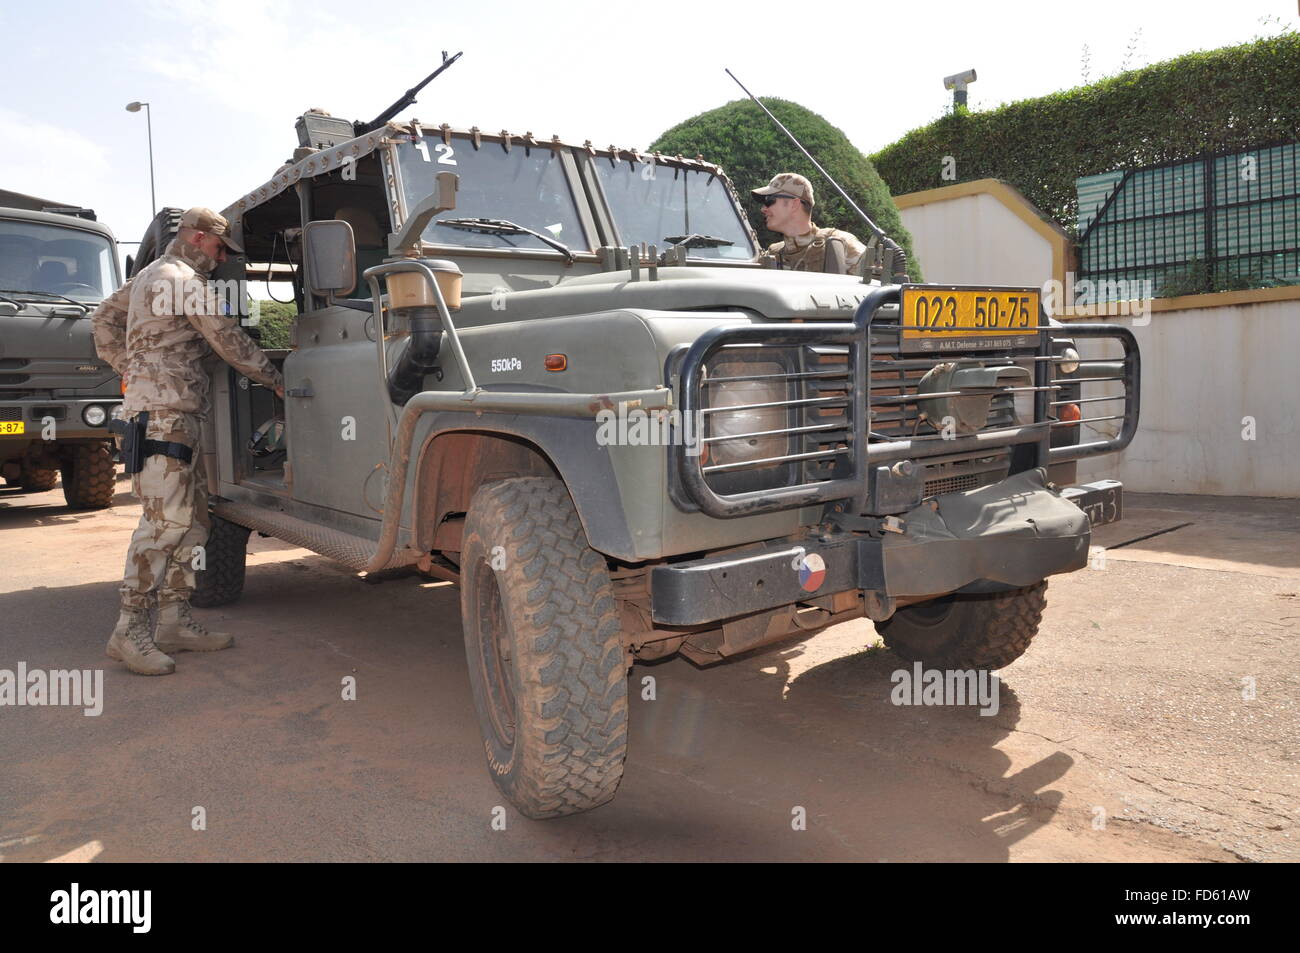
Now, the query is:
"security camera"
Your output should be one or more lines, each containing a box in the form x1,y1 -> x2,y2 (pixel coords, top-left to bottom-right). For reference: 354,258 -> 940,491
943,69 -> 977,90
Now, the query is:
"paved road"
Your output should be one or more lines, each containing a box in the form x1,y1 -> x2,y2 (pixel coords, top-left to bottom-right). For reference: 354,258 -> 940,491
1,476 -> 1295,861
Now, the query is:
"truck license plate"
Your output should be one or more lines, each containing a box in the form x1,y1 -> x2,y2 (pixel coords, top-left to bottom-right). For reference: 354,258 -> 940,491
900,285 -> 1041,352
0,421 -> 25,435
1061,480 -> 1123,528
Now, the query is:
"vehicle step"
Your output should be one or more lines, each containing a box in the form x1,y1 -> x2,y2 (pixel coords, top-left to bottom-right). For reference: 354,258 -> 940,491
211,498 -> 416,572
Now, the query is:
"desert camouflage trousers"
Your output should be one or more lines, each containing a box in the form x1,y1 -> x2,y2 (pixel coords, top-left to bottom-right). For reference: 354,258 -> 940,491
119,410 -> 209,610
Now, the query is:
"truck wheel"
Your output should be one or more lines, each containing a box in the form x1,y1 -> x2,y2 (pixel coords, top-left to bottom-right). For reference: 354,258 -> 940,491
876,581 -> 1048,670
192,515 -> 252,608
460,477 -> 627,819
60,445 -> 115,509
20,467 -> 59,492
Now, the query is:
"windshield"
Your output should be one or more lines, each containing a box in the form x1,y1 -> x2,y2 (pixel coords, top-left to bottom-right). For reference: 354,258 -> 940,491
595,161 -> 754,260
0,218 -> 117,303
396,138 -> 588,253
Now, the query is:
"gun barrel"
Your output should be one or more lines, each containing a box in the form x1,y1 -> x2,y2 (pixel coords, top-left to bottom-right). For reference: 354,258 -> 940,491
357,51 -> 464,134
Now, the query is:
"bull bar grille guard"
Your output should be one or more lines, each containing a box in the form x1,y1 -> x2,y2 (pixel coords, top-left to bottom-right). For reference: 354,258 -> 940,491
671,285 -> 1141,519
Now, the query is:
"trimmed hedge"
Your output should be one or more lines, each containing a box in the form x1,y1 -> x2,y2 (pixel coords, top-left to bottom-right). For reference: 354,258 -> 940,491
650,98 -> 921,278
872,33 -> 1300,233
252,300 -> 295,350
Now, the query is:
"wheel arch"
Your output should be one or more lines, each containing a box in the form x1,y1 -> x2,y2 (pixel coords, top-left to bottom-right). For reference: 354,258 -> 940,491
409,415 -> 639,560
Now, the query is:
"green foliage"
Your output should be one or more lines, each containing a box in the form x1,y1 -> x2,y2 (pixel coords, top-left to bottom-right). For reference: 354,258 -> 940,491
650,98 -> 921,279
253,300 -> 296,350
1156,260 -> 1300,297
872,33 -> 1300,234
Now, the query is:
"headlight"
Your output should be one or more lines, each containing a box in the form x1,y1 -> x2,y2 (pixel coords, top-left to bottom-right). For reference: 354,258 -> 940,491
110,404 -> 126,421
82,404 -> 107,427
705,357 -> 788,468
700,349 -> 799,495
1058,346 -> 1081,375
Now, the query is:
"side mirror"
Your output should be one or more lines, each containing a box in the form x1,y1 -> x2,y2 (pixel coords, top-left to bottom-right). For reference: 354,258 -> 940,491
303,219 -> 357,298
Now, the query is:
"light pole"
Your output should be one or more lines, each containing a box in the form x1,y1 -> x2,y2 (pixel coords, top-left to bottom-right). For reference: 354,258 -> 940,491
125,101 -> 156,217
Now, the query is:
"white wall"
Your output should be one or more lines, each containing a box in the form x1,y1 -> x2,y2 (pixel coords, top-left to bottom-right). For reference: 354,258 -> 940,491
1073,301 -> 1300,498
898,186 -> 1299,498
900,192 -> 1055,287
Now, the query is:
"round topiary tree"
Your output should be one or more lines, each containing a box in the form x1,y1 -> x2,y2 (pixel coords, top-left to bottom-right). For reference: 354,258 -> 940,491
650,98 -> 921,278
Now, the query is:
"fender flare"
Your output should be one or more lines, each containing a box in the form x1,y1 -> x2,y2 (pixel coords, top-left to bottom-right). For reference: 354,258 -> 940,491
406,411 -> 640,561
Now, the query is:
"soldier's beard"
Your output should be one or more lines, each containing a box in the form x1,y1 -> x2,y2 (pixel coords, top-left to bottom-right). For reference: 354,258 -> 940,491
167,237 -> 221,277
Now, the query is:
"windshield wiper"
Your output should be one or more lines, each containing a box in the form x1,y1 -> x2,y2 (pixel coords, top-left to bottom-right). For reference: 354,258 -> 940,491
0,289 -> 90,313
436,218 -> 575,264
663,234 -> 734,249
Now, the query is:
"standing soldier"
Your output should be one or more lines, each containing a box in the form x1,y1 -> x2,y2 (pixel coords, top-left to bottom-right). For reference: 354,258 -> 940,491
751,173 -> 867,274
92,207 -> 284,675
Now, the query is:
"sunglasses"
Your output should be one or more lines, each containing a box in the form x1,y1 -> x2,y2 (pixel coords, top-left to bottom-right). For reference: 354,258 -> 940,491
757,193 -> 798,207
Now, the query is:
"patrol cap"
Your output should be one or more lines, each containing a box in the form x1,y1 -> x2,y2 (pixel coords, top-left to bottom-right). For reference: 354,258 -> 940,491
180,207 -> 244,253
752,173 -> 814,207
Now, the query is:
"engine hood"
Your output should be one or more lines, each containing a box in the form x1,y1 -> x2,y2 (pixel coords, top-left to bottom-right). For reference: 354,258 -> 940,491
455,266 -> 884,328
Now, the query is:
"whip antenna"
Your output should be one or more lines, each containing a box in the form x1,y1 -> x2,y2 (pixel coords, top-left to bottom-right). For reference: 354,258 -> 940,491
724,68 -> 907,281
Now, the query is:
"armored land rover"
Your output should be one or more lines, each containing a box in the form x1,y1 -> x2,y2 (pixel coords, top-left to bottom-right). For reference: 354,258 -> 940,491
0,191 -> 122,508
131,110 -> 1138,819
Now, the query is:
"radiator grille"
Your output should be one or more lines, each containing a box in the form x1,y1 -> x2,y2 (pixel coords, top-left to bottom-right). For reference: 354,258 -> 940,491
924,473 -> 979,496
698,340 -> 1036,498
0,407 -> 21,421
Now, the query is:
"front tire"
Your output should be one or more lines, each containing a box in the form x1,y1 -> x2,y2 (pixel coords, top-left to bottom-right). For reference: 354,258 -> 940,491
460,477 -> 627,819
60,444 -> 115,509
876,581 -> 1048,670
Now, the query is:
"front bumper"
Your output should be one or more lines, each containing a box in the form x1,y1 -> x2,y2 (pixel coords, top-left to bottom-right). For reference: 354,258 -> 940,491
650,468 -> 1115,626
0,398 -> 121,442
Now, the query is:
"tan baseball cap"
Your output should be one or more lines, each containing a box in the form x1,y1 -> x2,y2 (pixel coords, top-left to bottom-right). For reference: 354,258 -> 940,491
180,207 -> 244,253
752,173 -> 814,206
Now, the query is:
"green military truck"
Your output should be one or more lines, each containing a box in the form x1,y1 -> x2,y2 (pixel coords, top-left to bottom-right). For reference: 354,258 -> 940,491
131,110 -> 1138,819
0,191 -> 121,508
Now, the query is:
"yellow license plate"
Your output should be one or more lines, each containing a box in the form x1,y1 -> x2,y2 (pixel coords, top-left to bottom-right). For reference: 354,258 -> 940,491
900,286 -> 1040,352
0,421 -> 25,435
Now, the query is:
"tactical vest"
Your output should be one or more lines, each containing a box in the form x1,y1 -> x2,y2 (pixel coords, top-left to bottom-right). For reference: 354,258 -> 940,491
771,227 -> 849,274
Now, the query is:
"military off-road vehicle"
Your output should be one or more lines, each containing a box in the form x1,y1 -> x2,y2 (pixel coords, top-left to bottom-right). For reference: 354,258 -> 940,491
0,191 -> 122,508
131,107 -> 1138,819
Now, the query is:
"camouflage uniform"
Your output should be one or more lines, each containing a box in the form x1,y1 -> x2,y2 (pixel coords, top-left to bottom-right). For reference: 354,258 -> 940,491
92,230 -> 283,615
750,172 -> 867,275
755,226 -> 868,274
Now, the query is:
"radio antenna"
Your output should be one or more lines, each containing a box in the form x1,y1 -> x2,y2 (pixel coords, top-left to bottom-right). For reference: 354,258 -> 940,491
725,67 -> 907,282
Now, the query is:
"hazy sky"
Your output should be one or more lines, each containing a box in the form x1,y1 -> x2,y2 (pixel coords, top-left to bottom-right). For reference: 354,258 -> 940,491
1,0 -> 1295,255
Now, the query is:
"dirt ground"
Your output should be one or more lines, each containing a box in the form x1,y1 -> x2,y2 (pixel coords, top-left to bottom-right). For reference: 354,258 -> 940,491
0,475 -> 1295,862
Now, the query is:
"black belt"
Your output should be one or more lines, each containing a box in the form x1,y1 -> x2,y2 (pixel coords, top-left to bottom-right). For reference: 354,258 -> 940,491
110,411 -> 195,472
142,438 -> 193,463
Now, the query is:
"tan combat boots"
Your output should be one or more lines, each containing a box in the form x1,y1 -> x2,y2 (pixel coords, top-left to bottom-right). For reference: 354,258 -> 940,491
105,607 -> 176,676
154,601 -> 234,655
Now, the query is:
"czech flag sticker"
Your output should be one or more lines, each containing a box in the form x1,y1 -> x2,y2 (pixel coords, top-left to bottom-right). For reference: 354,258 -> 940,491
798,552 -> 827,592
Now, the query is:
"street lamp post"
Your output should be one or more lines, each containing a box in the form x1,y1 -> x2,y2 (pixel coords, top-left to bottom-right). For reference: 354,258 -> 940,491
125,101 -> 156,217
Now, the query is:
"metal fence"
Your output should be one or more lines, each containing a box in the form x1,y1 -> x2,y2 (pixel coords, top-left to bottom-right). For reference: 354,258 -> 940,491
1077,142 -> 1300,299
